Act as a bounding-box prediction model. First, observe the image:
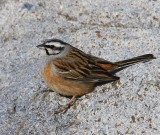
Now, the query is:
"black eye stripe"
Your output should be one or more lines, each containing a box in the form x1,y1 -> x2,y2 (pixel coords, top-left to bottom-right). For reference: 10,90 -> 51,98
44,45 -> 64,56
43,45 -> 64,50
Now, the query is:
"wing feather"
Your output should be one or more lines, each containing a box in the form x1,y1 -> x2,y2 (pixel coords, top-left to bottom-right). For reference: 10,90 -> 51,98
53,51 -> 119,82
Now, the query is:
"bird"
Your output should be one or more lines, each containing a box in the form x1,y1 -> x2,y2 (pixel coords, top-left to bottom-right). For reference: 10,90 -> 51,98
37,38 -> 155,113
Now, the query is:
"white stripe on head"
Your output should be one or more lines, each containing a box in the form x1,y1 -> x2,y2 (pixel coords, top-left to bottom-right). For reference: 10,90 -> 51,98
45,42 -> 64,47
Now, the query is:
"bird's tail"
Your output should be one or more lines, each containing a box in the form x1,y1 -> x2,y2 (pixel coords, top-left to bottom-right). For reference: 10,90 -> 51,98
110,54 -> 156,74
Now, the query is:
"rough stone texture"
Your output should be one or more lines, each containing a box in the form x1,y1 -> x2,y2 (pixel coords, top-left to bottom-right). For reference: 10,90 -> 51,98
0,0 -> 159,134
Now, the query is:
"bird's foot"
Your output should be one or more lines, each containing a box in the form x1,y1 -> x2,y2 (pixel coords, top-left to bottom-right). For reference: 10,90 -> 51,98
55,96 -> 76,114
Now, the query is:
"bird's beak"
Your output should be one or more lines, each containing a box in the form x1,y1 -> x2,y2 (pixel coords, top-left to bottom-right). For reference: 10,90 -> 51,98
36,44 -> 45,49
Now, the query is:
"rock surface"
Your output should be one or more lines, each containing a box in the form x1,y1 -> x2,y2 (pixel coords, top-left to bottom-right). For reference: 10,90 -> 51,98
0,0 -> 159,134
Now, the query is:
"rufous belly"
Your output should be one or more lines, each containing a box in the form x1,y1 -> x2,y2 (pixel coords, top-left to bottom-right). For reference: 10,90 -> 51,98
42,62 -> 94,96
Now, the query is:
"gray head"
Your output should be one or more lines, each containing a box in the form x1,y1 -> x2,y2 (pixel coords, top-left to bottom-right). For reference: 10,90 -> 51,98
37,39 -> 70,56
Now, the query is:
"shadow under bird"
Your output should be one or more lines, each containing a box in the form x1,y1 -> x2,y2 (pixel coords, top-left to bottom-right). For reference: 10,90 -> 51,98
37,39 -> 155,113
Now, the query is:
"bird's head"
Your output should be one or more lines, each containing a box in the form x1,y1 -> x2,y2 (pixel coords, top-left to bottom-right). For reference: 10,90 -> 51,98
37,39 -> 69,56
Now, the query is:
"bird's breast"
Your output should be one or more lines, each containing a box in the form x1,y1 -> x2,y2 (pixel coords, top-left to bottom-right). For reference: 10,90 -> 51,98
41,62 -> 94,96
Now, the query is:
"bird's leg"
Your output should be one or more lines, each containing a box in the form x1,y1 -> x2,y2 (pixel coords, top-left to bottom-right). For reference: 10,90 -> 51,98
39,89 -> 54,93
66,95 -> 77,107
32,88 -> 54,99
55,96 -> 77,114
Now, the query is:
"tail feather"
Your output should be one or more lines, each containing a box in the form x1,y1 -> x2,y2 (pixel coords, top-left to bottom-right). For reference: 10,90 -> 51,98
110,54 -> 155,74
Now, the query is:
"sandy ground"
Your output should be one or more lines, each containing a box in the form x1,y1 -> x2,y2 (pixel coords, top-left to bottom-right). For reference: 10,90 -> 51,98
0,0 -> 160,134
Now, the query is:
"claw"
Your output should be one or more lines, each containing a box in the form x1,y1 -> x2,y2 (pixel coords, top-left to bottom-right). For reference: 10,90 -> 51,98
55,96 -> 76,114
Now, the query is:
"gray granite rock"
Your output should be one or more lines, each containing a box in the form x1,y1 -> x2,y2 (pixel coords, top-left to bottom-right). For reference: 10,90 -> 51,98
0,0 -> 159,134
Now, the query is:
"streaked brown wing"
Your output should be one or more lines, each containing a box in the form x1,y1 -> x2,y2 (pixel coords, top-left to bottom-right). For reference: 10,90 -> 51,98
58,67 -> 119,82
53,47 -> 119,82
90,55 -> 118,71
